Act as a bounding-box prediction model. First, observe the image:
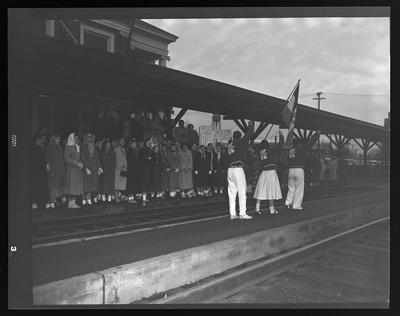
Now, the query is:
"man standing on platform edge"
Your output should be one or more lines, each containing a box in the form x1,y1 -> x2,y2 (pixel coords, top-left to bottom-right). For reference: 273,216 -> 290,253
227,120 -> 254,220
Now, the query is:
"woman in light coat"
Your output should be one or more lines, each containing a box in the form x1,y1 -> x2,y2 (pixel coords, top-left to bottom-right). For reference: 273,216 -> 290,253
114,137 -> 128,203
45,134 -> 66,208
64,133 -> 84,208
178,143 -> 194,197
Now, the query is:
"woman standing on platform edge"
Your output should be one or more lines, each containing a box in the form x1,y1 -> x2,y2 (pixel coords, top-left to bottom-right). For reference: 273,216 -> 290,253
114,137 -> 128,203
45,134 -> 66,208
253,131 -> 284,215
81,133 -> 103,205
101,140 -> 116,202
64,133 -> 84,209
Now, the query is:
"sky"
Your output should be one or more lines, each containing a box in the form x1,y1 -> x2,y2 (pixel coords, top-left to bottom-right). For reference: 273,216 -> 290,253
143,17 -> 390,141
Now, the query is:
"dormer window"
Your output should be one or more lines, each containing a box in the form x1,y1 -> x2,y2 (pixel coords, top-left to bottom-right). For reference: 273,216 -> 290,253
80,23 -> 115,53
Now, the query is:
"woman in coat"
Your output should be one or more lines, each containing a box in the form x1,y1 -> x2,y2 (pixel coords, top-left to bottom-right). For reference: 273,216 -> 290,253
178,143 -> 194,197
81,133 -> 103,205
45,134 -> 66,208
139,139 -> 154,205
126,138 -> 142,203
30,132 -> 50,210
101,140 -> 116,202
167,144 -> 180,198
114,137 -> 128,203
64,133 -> 84,208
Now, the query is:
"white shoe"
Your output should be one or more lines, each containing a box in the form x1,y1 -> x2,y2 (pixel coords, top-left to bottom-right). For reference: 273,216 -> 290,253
230,214 -> 238,220
50,202 -> 55,209
45,203 -> 51,210
32,203 -> 38,209
87,199 -> 92,205
93,198 -> 98,203
82,199 -> 87,206
269,207 -> 277,214
292,206 -> 303,210
239,214 -> 252,219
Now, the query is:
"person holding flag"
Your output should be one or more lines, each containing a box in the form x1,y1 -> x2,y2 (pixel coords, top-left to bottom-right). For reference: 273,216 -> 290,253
280,80 -> 320,210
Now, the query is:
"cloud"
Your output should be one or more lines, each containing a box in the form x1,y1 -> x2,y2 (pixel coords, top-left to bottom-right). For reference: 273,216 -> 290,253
146,18 -> 389,126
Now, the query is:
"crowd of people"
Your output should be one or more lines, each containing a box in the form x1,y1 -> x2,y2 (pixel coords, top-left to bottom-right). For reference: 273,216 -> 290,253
30,109 -> 343,212
29,110 -> 233,210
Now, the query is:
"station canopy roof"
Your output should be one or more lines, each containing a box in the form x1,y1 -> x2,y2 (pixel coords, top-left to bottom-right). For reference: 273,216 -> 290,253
32,36 -> 389,142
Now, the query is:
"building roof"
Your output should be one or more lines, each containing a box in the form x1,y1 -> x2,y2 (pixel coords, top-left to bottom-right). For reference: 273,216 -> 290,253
32,36 -> 389,143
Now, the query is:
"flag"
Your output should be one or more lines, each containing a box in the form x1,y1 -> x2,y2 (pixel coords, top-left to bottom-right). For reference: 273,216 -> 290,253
281,80 -> 300,148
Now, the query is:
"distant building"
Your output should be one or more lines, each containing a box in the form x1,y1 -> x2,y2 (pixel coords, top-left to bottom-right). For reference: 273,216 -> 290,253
199,125 -> 232,146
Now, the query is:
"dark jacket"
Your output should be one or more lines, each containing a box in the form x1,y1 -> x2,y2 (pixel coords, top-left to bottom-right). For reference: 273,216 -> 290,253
287,133 -> 320,169
227,125 -> 254,167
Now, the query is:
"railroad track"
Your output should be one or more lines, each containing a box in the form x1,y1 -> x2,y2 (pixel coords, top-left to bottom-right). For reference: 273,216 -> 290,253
33,185 -> 386,245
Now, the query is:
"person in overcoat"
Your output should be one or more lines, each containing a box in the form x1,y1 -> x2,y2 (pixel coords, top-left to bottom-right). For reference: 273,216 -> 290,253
178,143 -> 194,197
81,133 -> 103,205
160,144 -> 170,195
139,139 -> 154,205
114,138 -> 128,203
64,133 -> 84,208
193,145 -> 210,196
126,138 -> 142,203
45,134 -> 66,208
30,132 -> 49,210
167,144 -> 181,197
212,143 -> 228,195
101,141 -> 116,202
152,145 -> 165,197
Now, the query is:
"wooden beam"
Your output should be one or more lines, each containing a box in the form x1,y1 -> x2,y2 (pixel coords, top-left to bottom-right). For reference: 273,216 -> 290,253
353,138 -> 364,150
240,119 -> 248,131
375,142 -> 384,151
172,107 -> 188,127
343,138 -> 351,148
295,128 -> 305,140
252,122 -> 269,140
233,119 -> 247,133
326,134 -> 338,147
126,18 -> 135,57
368,142 -> 376,151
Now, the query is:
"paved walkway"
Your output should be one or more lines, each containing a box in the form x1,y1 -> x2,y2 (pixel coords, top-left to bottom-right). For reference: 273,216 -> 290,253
215,221 -> 389,305
33,188 -> 389,286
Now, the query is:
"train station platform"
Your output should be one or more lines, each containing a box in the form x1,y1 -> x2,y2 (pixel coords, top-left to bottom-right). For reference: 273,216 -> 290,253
33,183 -> 389,305
32,176 -> 387,225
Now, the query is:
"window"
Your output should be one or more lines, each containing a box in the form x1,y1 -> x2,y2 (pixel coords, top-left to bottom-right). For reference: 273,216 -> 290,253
80,23 -> 115,53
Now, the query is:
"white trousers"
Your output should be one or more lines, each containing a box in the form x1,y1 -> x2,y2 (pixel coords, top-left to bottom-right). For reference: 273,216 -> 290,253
285,168 -> 305,209
227,167 -> 247,216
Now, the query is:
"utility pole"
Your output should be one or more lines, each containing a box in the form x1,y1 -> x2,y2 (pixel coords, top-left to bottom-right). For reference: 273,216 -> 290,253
313,92 -> 326,158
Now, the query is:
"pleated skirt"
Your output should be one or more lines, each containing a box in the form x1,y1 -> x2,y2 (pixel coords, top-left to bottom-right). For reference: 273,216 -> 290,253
253,170 -> 282,200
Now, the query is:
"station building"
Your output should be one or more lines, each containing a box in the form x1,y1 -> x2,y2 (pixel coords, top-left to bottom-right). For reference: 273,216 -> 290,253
29,19 -> 178,138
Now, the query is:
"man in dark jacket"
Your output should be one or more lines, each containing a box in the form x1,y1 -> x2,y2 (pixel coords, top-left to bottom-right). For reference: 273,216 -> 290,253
226,121 -> 254,219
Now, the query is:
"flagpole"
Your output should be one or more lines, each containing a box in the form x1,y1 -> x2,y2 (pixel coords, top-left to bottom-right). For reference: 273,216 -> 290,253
263,124 -> 274,140
286,79 -> 301,102
281,79 -> 300,149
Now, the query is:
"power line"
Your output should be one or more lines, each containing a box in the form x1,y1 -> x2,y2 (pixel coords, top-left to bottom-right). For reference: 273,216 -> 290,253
300,92 -> 389,98
324,92 -> 389,97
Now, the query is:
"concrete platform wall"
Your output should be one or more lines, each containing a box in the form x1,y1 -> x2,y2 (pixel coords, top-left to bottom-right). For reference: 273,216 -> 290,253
33,200 -> 389,305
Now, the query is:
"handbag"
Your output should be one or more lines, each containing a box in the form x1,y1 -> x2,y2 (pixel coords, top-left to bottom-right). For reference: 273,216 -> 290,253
120,170 -> 128,177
